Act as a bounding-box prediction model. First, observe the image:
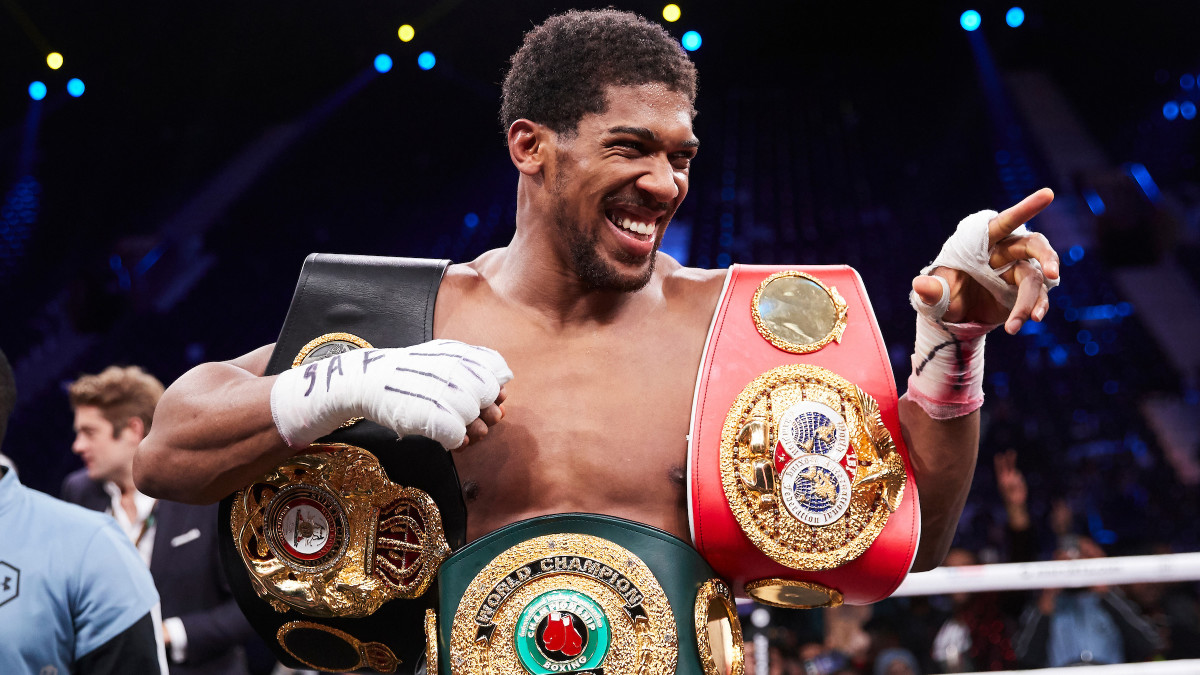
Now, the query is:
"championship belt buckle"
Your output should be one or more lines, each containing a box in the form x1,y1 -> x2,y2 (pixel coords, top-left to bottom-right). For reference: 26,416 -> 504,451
689,266 -> 920,608
230,444 -> 450,617
432,514 -> 746,675
221,328 -> 467,673
449,533 -> 678,675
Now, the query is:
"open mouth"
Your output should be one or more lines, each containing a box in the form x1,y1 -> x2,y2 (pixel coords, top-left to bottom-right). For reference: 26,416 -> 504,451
605,209 -> 658,240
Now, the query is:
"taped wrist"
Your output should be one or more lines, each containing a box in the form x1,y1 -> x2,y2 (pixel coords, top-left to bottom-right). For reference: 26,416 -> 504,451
270,340 -> 512,450
906,314 -> 994,420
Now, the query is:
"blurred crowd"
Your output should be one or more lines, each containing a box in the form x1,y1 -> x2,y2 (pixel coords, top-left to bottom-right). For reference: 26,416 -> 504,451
738,445 -> 1200,674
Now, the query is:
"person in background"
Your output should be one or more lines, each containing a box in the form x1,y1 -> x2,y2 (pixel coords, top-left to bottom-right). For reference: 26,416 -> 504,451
62,365 -> 255,675
0,348 -> 164,674
927,450 -> 1033,671
1013,535 -> 1162,667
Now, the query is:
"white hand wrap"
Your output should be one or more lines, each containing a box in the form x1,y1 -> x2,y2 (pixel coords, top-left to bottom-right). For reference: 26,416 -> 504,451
914,209 -> 1060,313
905,210 -> 1054,420
906,314 -> 992,420
270,339 -> 513,450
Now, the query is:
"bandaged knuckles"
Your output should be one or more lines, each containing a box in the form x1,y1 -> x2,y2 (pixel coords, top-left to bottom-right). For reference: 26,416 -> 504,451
270,339 -> 513,450
907,210 -> 1058,419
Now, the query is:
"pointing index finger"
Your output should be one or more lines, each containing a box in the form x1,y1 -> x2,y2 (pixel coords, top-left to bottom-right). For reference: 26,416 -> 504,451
989,187 -> 1054,247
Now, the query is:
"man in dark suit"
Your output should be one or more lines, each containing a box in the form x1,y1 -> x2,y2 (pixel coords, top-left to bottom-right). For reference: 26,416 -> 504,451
61,365 -> 255,675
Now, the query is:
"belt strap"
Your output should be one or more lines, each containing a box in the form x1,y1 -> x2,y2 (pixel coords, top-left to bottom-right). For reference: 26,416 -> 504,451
264,253 -> 447,376
219,254 -> 466,675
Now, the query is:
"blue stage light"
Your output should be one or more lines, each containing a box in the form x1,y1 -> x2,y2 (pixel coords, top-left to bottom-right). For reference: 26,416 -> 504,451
1081,188 -> 1106,216
66,78 -> 85,97
29,81 -> 47,100
1182,101 -> 1197,120
1068,245 -> 1085,263
417,51 -> 436,70
681,30 -> 702,51
1182,73 -> 1196,90
374,54 -> 393,73
1005,7 -> 1024,27
960,10 -> 981,31
1128,163 -> 1161,201
1049,345 -> 1068,366
1164,101 -> 1180,120
464,212 -> 479,229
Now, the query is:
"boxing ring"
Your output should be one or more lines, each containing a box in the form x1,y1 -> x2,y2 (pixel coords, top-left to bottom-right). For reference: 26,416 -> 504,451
888,552 -> 1200,674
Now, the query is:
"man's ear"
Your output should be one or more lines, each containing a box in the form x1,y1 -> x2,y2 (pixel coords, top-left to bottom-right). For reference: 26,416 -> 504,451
508,119 -> 551,176
122,416 -> 146,442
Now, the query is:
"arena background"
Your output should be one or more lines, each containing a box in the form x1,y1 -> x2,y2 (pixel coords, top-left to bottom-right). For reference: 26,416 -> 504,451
3,1 -> 1199,671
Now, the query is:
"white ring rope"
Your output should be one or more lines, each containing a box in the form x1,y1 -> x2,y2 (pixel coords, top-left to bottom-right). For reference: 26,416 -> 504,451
986,660 -> 1200,674
893,552 -> 1200,596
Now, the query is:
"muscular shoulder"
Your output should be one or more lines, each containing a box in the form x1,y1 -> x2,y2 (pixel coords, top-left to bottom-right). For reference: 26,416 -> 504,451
660,259 -> 728,322
438,257 -> 496,310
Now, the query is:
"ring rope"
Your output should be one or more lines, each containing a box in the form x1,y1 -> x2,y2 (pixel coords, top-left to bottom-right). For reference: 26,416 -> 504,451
892,552 -> 1200,596
985,660 -> 1200,674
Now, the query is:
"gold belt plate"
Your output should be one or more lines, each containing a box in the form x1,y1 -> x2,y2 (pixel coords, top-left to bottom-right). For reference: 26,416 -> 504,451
719,364 -> 906,571
450,533 -> 678,675
229,443 -> 450,617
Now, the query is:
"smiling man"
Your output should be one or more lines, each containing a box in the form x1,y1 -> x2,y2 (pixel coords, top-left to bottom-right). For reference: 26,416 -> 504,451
135,9 -> 1059,673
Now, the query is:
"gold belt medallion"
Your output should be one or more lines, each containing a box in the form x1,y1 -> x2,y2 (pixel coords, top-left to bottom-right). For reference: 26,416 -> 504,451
449,534 -> 678,675
694,580 -> 745,675
229,443 -> 450,617
720,364 -> 906,571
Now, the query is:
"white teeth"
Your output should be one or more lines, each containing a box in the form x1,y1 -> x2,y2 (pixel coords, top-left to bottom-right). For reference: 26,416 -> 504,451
616,215 -> 654,235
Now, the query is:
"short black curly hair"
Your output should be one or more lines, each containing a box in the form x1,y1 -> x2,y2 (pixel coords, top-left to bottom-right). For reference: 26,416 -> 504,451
500,8 -> 698,136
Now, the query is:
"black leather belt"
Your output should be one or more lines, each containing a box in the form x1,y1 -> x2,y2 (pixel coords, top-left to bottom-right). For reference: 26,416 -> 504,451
218,254 -> 465,674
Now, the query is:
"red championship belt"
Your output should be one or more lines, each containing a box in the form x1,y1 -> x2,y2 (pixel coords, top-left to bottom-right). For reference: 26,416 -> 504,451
688,265 -> 920,608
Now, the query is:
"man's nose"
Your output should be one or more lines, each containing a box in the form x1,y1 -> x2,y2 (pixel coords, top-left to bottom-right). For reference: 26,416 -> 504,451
71,435 -> 86,454
635,155 -> 680,204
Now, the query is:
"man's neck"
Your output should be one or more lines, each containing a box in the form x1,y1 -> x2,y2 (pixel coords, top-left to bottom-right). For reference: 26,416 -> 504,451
485,235 -> 657,327
111,474 -> 137,497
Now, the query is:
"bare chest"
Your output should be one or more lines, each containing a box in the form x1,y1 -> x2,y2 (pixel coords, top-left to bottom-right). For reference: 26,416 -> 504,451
435,304 -> 710,540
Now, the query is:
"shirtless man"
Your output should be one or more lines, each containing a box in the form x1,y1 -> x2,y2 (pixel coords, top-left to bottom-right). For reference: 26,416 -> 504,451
134,9 -> 1059,576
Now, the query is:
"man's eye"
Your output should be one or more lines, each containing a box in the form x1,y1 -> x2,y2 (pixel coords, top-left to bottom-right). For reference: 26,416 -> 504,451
671,154 -> 694,169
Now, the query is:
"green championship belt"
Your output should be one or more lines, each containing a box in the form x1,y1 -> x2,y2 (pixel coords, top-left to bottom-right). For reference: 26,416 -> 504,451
430,513 -> 745,675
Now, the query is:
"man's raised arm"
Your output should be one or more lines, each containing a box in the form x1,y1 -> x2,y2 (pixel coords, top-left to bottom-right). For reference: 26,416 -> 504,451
901,188 -> 1060,571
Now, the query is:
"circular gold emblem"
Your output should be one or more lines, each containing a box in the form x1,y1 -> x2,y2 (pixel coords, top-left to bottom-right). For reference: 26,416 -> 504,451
694,580 -> 745,675
720,364 -> 906,571
449,534 -> 678,675
743,579 -> 844,610
751,271 -> 848,354
292,332 -> 373,368
229,444 -> 451,617
265,484 -> 348,572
